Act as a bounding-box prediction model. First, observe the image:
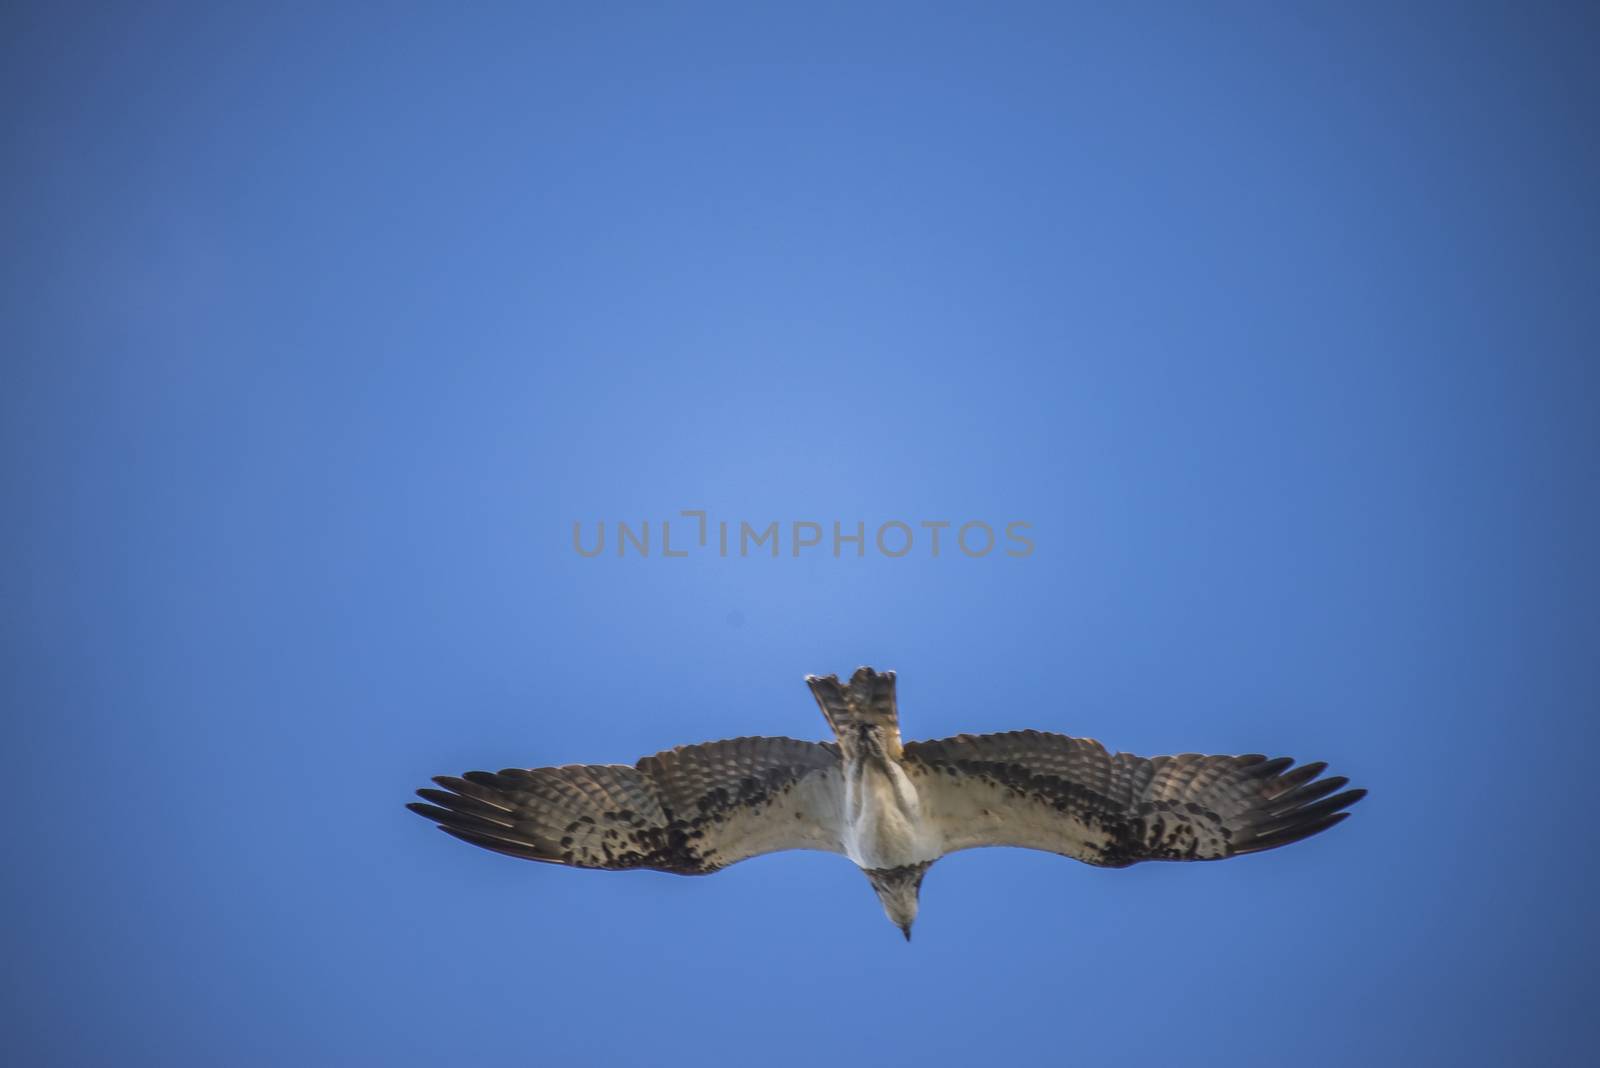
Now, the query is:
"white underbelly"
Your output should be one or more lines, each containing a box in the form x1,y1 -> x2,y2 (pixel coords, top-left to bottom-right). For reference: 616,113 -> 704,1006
842,761 -> 941,869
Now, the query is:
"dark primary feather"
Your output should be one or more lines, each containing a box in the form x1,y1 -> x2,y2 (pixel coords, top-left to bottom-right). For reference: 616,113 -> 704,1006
904,730 -> 1365,866
408,736 -> 843,874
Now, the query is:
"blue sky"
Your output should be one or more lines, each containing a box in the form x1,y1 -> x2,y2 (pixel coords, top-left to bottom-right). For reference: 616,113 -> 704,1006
4,4 -> 1596,1065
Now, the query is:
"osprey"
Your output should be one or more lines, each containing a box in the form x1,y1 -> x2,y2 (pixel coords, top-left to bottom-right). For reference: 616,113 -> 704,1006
409,667 -> 1365,939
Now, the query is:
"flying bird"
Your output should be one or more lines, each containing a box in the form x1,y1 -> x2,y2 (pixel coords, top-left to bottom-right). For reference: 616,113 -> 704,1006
409,667 -> 1365,939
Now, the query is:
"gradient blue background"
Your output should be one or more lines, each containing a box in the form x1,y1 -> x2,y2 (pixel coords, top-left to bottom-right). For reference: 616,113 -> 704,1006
5,4 -> 1596,1066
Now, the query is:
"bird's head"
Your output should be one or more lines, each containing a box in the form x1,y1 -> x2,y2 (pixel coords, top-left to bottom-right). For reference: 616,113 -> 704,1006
865,862 -> 932,942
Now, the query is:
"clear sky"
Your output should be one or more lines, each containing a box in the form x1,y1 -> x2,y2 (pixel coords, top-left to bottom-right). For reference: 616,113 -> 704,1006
4,4 -> 1596,1066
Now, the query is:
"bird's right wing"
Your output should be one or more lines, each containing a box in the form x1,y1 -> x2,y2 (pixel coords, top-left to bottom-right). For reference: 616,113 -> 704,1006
409,736 -> 845,874
904,730 -> 1364,867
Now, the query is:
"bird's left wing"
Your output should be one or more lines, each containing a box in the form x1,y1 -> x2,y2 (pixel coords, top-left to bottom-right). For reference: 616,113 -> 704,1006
409,736 -> 845,874
904,730 -> 1364,867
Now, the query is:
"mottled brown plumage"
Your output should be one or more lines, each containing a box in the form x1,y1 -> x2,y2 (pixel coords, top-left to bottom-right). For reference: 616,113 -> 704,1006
409,667 -> 1365,936
410,736 -> 842,874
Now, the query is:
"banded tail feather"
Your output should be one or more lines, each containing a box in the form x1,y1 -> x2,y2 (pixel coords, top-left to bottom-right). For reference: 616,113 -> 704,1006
807,666 -> 902,760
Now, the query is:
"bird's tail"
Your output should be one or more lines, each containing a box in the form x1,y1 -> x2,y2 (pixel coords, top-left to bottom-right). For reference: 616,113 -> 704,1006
807,666 -> 902,761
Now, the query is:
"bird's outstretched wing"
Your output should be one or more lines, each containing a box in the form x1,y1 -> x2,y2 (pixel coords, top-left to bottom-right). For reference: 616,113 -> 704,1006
904,730 -> 1364,867
408,736 -> 844,874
